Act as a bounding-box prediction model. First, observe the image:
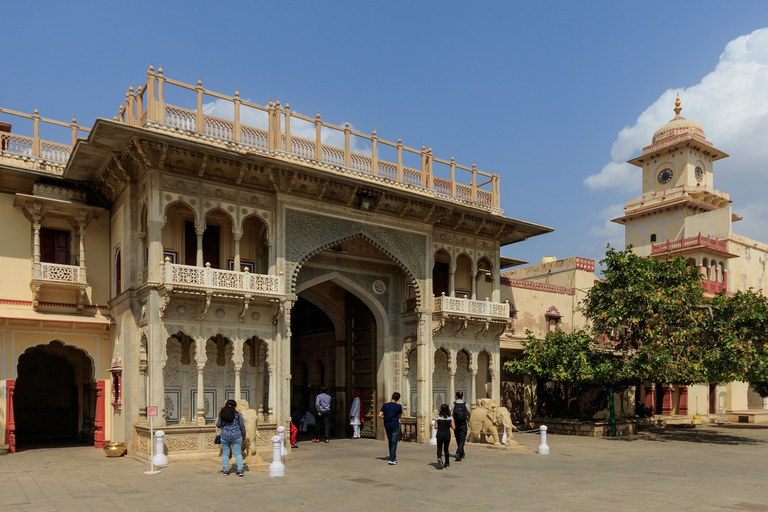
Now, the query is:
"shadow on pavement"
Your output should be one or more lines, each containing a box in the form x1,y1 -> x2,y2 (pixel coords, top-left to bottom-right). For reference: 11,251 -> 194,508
609,425 -> 768,445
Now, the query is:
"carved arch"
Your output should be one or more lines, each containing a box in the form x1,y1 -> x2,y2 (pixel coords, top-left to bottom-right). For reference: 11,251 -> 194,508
291,231 -> 424,307
18,340 -> 96,381
204,206 -> 236,235
163,199 -> 198,228
240,212 -> 271,241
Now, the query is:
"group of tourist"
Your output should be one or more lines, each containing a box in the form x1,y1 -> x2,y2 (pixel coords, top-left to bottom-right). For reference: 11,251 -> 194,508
215,389 -> 471,475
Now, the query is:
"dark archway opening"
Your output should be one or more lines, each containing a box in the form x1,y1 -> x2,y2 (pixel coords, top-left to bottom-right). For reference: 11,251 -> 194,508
14,342 -> 95,448
291,291 -> 377,439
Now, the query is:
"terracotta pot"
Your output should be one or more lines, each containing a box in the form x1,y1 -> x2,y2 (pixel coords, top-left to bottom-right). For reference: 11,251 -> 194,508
103,441 -> 127,457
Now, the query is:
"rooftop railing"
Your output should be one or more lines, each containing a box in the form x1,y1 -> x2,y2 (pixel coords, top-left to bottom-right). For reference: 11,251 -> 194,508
0,107 -> 89,167
433,294 -> 510,319
115,65 -> 501,210
651,233 -> 728,255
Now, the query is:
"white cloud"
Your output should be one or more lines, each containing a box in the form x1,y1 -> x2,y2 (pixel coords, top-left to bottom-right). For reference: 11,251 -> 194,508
586,27 -> 768,244
588,203 -> 625,249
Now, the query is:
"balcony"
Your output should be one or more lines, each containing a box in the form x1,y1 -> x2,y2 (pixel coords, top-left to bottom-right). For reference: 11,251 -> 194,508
31,262 -> 88,311
432,294 -> 510,337
158,261 -> 283,319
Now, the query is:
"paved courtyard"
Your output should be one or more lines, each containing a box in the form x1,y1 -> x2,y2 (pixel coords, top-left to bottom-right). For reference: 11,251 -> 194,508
1,425 -> 767,512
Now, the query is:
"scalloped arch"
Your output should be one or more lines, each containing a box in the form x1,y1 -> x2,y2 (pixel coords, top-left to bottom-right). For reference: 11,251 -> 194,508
19,340 -> 96,381
204,206 -> 236,235
240,212 -> 270,240
291,232 -> 423,306
163,199 -> 198,228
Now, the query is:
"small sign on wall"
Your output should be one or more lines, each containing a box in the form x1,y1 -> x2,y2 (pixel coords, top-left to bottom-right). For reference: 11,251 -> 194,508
147,406 -> 158,417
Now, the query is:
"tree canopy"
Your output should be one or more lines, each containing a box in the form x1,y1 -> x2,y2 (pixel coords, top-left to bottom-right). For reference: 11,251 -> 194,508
504,246 -> 768,395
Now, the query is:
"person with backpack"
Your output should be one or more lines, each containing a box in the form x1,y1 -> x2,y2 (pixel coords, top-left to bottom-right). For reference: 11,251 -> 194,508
450,391 -> 470,461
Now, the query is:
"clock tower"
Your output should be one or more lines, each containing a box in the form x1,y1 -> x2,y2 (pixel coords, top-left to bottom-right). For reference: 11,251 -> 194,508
613,95 -> 736,293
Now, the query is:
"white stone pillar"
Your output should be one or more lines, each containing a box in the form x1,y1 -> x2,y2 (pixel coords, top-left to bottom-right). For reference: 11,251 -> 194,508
449,265 -> 456,297
470,271 -> 477,300
194,336 -> 208,425
32,211 -> 42,277
492,268 -> 501,303
416,310 -> 433,442
196,231 -> 204,267
233,338 -> 245,401
234,236 -> 241,272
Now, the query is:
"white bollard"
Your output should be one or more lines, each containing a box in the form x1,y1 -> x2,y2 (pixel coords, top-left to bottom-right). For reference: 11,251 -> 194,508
501,426 -> 508,446
277,425 -> 287,457
538,425 -> 550,455
268,434 -> 285,477
153,430 -> 169,466
429,421 -> 437,446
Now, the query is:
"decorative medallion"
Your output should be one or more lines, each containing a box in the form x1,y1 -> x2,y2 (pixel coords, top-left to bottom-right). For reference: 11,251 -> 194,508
176,180 -> 185,189
330,286 -> 345,302
227,205 -> 234,213
176,305 -> 187,316
251,196 -> 260,204
373,280 -> 386,294
251,311 -> 261,321
242,208 -> 248,215
164,194 -> 172,201
215,309 -> 225,318
215,189 -> 223,197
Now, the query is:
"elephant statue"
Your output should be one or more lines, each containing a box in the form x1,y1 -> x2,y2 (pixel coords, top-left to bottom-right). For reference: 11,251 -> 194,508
468,399 -> 518,447
216,399 -> 264,464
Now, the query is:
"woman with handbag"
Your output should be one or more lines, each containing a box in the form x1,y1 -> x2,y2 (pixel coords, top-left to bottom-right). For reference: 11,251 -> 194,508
216,399 -> 247,476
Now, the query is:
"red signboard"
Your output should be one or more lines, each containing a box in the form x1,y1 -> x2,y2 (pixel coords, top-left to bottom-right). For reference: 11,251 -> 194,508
147,406 -> 158,417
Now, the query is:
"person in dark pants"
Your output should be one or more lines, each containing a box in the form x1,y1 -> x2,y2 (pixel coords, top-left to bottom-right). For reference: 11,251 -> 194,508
450,391 -> 470,461
433,403 -> 455,468
378,392 -> 403,465
313,386 -> 332,443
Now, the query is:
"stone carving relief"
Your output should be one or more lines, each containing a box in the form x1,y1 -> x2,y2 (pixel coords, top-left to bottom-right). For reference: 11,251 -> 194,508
455,350 -> 471,395
285,209 -> 427,293
164,338 -> 182,387
225,342 -> 235,387
203,339 -> 218,387
433,350 -> 450,407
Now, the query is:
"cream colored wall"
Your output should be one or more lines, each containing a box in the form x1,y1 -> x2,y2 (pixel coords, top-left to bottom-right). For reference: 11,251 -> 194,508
501,286 -> 585,338
625,214 -> 685,257
0,193 -> 33,301
110,206 -> 125,298
687,384 -> 710,416
86,215 -> 111,304
726,235 -> 768,294
640,154 -> 713,194
726,381 -> 750,410
683,207 -> 732,240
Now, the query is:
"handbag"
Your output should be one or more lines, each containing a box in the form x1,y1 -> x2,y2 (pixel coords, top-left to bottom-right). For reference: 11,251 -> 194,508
214,434 -> 221,445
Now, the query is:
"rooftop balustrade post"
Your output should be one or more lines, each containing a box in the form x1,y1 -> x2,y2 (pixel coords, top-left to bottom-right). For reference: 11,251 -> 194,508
427,148 -> 434,189
421,145 -> 428,187
126,85 -> 135,124
315,111 -> 323,160
343,121 -> 350,168
283,102 -> 291,153
450,156 -> 456,196
371,130 -> 378,175
32,108 -> 41,158
157,66 -> 165,125
70,117 -> 78,146
136,84 -> 144,125
233,89 -> 241,143
146,65 -> 157,123
396,138 -> 403,181
471,163 -> 478,203
493,174 -> 500,207
195,78 -> 204,132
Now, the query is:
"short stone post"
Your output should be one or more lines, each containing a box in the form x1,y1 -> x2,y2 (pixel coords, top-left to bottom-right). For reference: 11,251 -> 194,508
501,426 -> 508,446
429,421 -> 437,446
268,434 -> 285,477
538,425 -> 549,455
277,425 -> 287,456
153,430 -> 169,466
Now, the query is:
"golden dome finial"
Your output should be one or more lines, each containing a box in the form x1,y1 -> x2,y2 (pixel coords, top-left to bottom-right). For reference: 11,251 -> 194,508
674,94 -> 682,116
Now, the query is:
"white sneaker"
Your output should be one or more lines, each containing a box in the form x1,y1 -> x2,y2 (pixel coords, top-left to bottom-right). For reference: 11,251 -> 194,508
388,460 -> 397,465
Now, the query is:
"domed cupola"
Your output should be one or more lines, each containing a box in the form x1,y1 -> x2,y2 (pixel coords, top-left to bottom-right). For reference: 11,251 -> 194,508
652,94 -> 706,144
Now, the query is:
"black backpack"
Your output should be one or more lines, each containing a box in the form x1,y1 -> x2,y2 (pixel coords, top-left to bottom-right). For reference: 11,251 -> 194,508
453,401 -> 468,423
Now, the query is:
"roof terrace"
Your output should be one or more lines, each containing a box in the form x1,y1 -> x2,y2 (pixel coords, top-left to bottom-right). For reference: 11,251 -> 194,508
1,65 -> 502,211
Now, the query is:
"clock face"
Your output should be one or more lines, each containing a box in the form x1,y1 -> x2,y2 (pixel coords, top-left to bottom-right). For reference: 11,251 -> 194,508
658,168 -> 673,184
695,167 -> 703,182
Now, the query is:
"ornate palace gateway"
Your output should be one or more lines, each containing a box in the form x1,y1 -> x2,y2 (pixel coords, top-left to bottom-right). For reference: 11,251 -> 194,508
0,66 -> 551,457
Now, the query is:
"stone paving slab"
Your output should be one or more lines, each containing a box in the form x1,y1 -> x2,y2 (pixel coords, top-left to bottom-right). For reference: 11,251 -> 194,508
1,425 -> 768,511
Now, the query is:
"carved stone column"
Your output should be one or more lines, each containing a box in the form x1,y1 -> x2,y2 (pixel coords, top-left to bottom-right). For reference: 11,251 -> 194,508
469,352 -> 478,407
490,350 -> 500,402
491,268 -> 501,303
194,336 -> 208,425
448,350 -> 456,404
196,229 -> 204,267
138,334 -> 148,425
233,338 -> 245,400
233,236 -> 241,272
449,264 -> 456,297
470,271 -> 477,300
78,218 -> 87,279
32,211 -> 41,277
416,310 -> 433,442
148,295 -> 166,425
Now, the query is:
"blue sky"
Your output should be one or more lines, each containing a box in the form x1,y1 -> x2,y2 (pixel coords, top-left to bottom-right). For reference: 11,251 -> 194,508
3,1 -> 768,270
